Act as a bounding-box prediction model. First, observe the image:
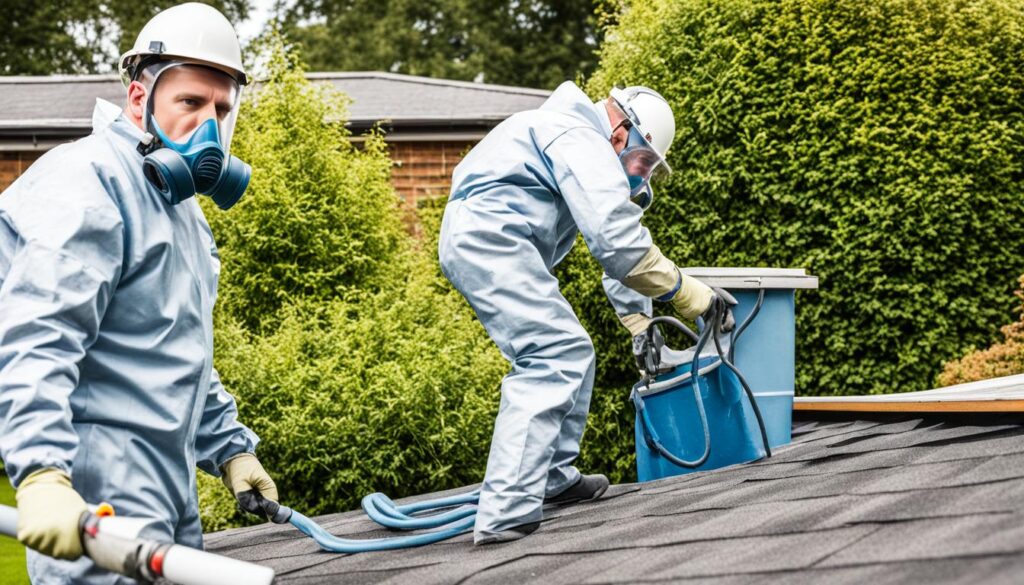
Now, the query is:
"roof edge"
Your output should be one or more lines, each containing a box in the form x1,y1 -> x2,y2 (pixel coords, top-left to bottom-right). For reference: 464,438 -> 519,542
0,74 -> 121,83
796,373 -> 1024,413
0,72 -> 551,98
305,71 -> 551,96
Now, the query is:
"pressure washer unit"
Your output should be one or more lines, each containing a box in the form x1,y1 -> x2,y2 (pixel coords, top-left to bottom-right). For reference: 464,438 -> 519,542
631,268 -> 818,482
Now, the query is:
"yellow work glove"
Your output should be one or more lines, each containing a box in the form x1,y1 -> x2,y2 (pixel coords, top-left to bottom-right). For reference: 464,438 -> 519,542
669,274 -> 715,321
619,313 -> 652,338
221,453 -> 280,521
621,245 -> 714,320
16,468 -> 87,560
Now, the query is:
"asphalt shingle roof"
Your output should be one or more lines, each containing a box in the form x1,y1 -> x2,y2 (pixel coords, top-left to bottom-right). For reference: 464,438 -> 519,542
205,412 -> 1024,584
0,72 -> 550,134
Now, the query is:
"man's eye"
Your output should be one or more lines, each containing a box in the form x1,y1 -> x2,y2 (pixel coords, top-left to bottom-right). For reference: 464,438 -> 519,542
183,98 -> 199,107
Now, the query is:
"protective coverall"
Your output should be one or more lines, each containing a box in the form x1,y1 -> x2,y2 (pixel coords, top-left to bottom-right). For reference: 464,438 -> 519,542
438,81 -> 655,541
0,100 -> 258,583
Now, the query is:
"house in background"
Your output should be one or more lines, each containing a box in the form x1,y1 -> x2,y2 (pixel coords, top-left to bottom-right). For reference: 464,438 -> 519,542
0,72 -> 551,209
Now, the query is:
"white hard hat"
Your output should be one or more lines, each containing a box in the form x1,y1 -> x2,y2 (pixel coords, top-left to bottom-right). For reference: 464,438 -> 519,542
610,86 -> 675,160
119,2 -> 247,86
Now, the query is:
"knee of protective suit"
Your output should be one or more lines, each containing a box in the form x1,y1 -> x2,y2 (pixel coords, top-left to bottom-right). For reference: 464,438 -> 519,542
561,333 -> 596,371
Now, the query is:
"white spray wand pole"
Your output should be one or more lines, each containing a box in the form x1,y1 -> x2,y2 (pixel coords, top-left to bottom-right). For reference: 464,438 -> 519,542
0,504 -> 274,585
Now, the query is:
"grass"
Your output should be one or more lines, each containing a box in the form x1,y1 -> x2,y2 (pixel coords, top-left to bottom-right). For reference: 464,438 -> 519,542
0,475 -> 30,585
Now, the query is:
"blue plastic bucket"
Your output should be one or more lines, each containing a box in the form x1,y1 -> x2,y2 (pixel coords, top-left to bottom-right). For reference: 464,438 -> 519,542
729,289 -> 795,447
632,268 -> 817,482
633,354 -> 768,481
683,268 -> 818,449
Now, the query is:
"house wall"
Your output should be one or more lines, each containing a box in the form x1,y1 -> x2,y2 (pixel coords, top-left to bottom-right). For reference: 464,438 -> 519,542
0,142 -> 475,207
0,152 -> 43,191
388,140 -> 474,208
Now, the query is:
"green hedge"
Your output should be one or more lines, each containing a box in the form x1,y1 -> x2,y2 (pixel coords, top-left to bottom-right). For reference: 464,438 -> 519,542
197,38 -> 506,529
571,0 -> 1024,410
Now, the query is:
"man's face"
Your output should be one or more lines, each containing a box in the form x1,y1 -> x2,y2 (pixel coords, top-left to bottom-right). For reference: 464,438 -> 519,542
605,98 -> 631,155
127,64 -> 238,143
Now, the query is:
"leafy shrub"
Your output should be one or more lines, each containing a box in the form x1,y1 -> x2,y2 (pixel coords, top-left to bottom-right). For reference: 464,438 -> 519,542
204,39 -> 407,334
578,0 -> 1024,400
938,274 -> 1024,386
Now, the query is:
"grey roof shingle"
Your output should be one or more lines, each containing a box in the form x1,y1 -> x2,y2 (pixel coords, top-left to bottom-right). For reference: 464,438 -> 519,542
0,72 -> 550,136
205,413 -> 1024,584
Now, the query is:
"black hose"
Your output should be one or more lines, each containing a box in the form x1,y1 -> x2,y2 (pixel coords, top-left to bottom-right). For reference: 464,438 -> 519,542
729,288 -> 765,362
638,294 -> 773,467
710,299 -> 772,459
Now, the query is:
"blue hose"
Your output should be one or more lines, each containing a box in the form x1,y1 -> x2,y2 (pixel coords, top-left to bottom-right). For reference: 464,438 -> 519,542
283,490 -> 480,553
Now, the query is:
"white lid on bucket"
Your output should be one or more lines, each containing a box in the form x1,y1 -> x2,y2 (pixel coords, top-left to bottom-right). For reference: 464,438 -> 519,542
681,267 -> 818,290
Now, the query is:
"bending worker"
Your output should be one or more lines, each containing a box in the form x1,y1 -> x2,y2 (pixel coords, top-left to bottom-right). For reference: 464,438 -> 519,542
0,4 -> 279,582
439,81 -> 731,544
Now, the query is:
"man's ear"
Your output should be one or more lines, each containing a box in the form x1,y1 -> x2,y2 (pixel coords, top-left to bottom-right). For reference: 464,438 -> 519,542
125,81 -> 148,130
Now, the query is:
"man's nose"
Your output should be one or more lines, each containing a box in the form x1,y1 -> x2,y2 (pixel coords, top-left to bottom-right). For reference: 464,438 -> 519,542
199,101 -> 219,122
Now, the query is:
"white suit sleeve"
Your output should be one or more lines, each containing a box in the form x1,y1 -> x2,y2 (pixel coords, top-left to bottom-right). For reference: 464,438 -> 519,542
602,272 -> 652,318
544,127 -> 652,280
0,173 -> 123,487
193,216 -> 259,475
195,367 -> 259,476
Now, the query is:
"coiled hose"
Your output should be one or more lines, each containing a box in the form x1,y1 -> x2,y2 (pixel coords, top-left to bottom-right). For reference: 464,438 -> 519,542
267,489 -> 480,553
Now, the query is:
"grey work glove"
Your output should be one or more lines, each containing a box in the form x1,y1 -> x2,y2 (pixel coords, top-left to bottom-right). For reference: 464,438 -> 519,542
702,287 -> 737,334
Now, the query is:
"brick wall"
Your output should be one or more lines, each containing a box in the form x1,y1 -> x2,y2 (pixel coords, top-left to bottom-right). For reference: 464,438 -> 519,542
2,142 -> 475,206
0,152 -> 43,191
389,141 -> 475,209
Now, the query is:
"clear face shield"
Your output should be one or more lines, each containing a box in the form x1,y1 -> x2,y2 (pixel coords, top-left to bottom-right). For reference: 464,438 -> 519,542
612,102 -> 672,211
140,61 -> 243,155
135,61 -> 251,210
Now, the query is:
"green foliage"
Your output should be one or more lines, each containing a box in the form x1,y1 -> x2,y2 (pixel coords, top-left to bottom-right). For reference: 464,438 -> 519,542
577,0 -> 1024,400
0,476 -> 29,584
275,0 -> 602,89
0,1 -> 249,75
207,275 -> 504,524
205,41 -> 407,333
198,37 -> 505,530
938,274 -> 1024,386
1,2 -> 105,75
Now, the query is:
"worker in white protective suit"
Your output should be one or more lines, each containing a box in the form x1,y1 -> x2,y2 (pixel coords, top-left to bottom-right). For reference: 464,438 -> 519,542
439,81 -> 733,544
0,4 -> 279,583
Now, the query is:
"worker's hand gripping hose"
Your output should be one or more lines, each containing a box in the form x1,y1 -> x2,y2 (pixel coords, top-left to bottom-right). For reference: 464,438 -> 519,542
0,504 -> 275,585
633,291 -> 772,469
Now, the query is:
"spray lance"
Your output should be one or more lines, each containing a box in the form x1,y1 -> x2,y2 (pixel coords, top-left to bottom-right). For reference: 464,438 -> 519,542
0,503 -> 275,585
